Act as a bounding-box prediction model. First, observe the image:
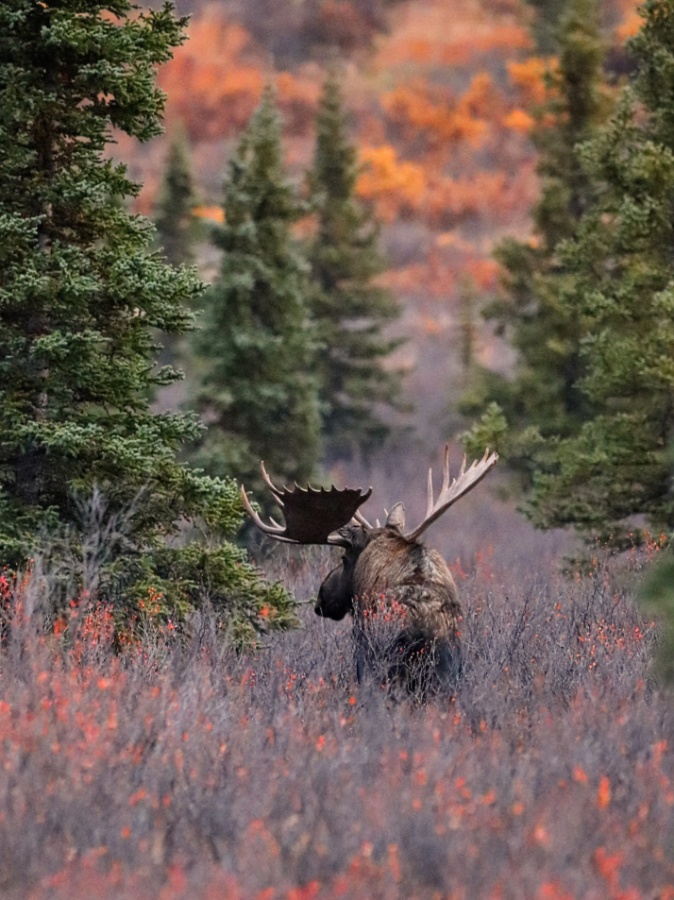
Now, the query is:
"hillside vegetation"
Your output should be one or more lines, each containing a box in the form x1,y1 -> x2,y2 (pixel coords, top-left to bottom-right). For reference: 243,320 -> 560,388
1,502 -> 671,900
2,1 -> 674,897
120,0 -> 639,432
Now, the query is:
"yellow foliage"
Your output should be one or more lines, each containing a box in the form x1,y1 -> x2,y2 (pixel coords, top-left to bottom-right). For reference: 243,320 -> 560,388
356,146 -> 427,222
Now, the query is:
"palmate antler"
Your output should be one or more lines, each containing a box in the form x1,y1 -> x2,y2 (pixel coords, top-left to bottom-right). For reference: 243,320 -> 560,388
242,447 -> 498,545
403,447 -> 499,541
240,462 -> 373,545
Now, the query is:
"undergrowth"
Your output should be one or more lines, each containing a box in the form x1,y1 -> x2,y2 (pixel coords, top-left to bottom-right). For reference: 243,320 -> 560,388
0,528 -> 672,899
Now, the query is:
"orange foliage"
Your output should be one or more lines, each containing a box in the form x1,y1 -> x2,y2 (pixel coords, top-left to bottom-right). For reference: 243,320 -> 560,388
381,71 -> 506,156
380,251 -> 500,303
157,8 -> 324,145
356,145 -> 427,222
596,776 -> 611,810
193,205 -> 224,223
122,0 -> 586,359
508,57 -> 553,107
435,231 -> 475,252
382,80 -> 490,150
158,7 -> 263,141
616,7 -> 642,42
357,136 -> 537,235
504,108 -> 535,133
425,171 -> 511,226
440,22 -> 531,66
614,0 -> 643,42
429,163 -> 537,229
462,70 -> 501,119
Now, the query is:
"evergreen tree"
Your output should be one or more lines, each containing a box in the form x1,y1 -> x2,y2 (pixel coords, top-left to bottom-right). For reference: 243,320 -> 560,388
525,0 -> 569,54
153,125 -> 200,379
462,0 -> 611,488
307,73 -> 405,460
0,1 -> 295,639
525,0 -> 674,542
154,124 -> 198,267
191,87 -> 321,501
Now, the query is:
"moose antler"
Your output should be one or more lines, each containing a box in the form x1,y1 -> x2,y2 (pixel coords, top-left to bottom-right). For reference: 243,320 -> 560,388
403,446 -> 498,542
241,462 -> 373,545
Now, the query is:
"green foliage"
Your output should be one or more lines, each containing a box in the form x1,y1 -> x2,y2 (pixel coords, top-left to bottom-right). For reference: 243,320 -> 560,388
525,0 -> 674,542
641,544 -> 674,683
461,402 -> 509,461
306,73 -> 406,460
153,125 -> 201,380
466,0 -> 674,544
0,0 -> 295,634
113,541 -> 299,646
190,86 -> 321,503
154,125 -> 199,268
461,0 -> 611,497
524,0 -> 570,53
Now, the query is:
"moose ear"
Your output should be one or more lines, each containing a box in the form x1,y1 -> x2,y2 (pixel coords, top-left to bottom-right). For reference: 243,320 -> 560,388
385,502 -> 405,532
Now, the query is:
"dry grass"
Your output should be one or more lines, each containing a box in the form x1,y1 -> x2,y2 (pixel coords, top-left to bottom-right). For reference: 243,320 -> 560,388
0,494 -> 672,900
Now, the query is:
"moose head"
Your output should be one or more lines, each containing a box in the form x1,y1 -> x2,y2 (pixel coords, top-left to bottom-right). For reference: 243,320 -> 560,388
242,447 -> 498,694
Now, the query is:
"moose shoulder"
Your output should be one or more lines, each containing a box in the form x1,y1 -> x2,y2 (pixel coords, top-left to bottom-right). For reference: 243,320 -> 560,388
242,447 -> 498,695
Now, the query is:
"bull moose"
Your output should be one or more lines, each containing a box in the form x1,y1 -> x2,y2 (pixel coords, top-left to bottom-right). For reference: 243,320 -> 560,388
242,447 -> 498,696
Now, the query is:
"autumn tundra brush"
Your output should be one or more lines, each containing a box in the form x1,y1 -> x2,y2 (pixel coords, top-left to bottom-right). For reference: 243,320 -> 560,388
242,446 -> 498,696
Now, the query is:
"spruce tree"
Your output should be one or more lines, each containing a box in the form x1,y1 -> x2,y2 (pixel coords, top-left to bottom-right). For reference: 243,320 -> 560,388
462,0 -> 610,488
0,1 -> 296,639
154,124 -> 198,268
307,73 -> 405,460
153,125 -> 200,380
526,0 -> 674,542
190,87 -> 321,502
525,0 -> 569,54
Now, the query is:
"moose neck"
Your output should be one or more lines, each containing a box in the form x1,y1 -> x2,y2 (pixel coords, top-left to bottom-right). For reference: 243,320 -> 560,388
353,528 -> 423,598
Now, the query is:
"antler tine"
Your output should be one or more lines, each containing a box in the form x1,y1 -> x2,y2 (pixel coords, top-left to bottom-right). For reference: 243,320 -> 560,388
441,444 -> 451,495
425,445 -> 453,518
404,446 -> 498,542
239,484 -> 299,543
260,461 -> 283,501
425,466 -> 434,519
354,509 -> 373,529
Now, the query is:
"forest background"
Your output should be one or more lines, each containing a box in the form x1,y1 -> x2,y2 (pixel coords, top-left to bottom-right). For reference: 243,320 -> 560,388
130,0 -> 639,445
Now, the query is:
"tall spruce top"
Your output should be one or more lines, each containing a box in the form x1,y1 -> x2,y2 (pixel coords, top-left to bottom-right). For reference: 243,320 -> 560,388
190,86 -> 321,502
306,72 -> 405,459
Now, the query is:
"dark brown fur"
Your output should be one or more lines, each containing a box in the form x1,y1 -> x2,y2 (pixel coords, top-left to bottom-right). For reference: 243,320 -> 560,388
316,524 -> 462,695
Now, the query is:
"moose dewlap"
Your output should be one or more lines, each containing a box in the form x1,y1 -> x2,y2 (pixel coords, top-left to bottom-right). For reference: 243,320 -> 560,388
242,446 -> 498,696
